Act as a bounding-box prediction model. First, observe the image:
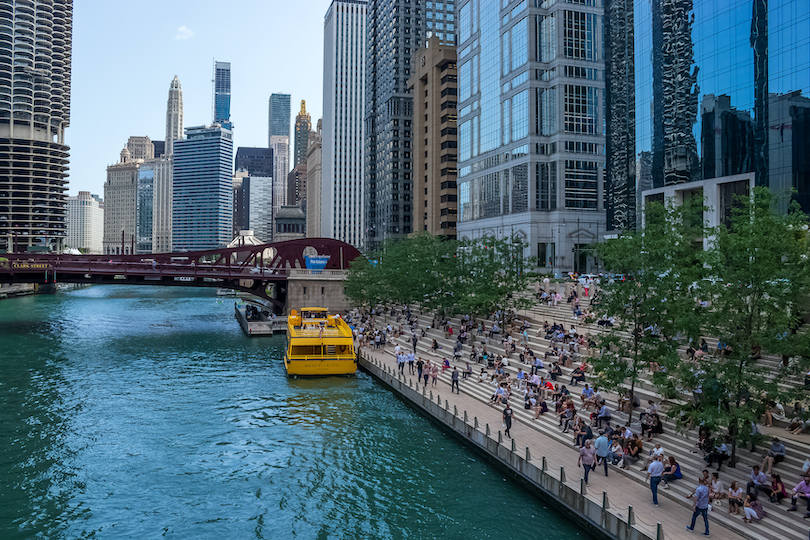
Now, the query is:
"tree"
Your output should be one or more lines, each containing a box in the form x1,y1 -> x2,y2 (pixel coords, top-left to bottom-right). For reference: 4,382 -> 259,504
591,198 -> 706,424
664,188 -> 810,466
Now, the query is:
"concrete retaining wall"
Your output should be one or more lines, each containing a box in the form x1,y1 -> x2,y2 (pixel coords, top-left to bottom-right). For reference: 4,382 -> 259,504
359,351 -> 657,540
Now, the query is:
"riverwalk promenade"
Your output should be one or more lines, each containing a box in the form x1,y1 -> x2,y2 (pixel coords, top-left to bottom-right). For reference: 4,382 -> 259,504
356,296 -> 810,540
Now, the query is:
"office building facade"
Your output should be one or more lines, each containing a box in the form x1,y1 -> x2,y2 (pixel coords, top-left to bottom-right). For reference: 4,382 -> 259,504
0,0 -> 73,252
324,0 -> 366,246
269,135 -> 289,237
67,191 -> 103,254
408,36 -> 458,239
165,75 -> 183,156
246,175 -> 273,243
172,125 -> 234,251
213,61 -> 232,130
364,0 -> 454,248
268,93 -> 291,147
293,100 -> 311,168
607,0 -> 810,229
306,120 -> 323,238
455,0 -> 606,273
103,148 -> 140,254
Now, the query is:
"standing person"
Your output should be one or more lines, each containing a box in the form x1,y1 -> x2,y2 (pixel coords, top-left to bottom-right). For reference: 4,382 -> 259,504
646,454 -> 665,506
593,431 -> 610,477
686,477 -> 711,536
423,360 -> 431,388
451,366 -> 460,394
416,357 -> 425,382
430,363 -> 439,388
408,352 -> 415,375
578,439 -> 597,484
503,402 -> 514,439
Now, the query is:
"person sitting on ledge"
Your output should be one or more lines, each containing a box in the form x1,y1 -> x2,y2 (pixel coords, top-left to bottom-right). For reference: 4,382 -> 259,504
570,365 -> 586,386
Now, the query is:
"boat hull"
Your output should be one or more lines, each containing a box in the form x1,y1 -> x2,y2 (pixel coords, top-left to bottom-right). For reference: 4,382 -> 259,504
284,355 -> 357,376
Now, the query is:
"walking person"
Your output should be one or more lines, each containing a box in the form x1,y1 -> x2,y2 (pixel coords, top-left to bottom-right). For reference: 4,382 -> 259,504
416,357 -> 424,382
503,402 -> 514,439
430,363 -> 439,388
578,439 -> 597,485
593,430 -> 610,476
451,366 -> 460,394
646,454 -> 665,506
412,333 -> 418,353
686,476 -> 711,536
408,353 -> 415,375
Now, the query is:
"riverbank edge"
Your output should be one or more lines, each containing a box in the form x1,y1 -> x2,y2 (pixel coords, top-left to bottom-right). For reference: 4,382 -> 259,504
358,351 -> 655,540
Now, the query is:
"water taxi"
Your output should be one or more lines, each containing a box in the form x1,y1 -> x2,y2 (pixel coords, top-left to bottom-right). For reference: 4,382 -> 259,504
284,307 -> 356,376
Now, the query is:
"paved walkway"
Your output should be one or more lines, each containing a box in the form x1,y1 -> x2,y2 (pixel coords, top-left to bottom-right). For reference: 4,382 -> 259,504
359,343 -> 786,540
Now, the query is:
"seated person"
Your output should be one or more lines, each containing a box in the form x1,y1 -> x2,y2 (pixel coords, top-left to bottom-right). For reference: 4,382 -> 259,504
704,439 -> 729,471
760,437 -> 786,474
662,456 -> 682,487
596,401 -> 612,429
641,414 -> 664,441
548,362 -> 562,381
575,421 -> 594,447
570,366 -> 586,386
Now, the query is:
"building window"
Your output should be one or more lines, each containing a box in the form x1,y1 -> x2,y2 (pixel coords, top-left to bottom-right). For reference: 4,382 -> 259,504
564,160 -> 598,209
564,85 -> 597,134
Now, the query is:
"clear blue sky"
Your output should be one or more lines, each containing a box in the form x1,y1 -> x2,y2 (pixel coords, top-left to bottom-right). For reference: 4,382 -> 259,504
69,0 -> 333,196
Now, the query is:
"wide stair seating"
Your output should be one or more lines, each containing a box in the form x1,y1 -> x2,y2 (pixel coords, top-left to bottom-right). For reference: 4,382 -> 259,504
358,291 -> 810,540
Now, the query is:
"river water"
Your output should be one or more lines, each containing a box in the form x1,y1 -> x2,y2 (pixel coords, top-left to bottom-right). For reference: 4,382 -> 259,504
0,286 -> 588,540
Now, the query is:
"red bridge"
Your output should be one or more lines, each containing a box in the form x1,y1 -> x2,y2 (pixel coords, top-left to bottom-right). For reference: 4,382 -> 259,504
0,238 -> 361,310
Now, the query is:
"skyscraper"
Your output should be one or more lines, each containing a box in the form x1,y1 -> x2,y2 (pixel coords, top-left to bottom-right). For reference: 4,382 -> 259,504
606,0 -> 810,229
67,192 -> 103,254
165,75 -> 183,156
306,120 -> 323,238
269,135 -> 289,238
213,61 -> 232,130
173,125 -> 234,251
0,0 -> 73,252
407,37 -> 457,239
268,93 -> 291,146
103,147 -> 142,255
324,0 -> 366,247
235,147 -> 274,177
364,0 -> 454,248
293,100 -> 312,168
455,0 -> 606,274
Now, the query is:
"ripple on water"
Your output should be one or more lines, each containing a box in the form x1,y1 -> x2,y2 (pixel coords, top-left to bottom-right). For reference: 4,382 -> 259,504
0,287 -> 588,540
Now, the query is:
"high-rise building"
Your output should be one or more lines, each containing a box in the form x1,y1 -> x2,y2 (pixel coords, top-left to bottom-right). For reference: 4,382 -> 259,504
235,147 -> 274,177
213,61 -> 232,130
407,36 -> 457,239
364,0 -> 454,248
455,0 -> 606,273
246,175 -> 273,243
293,100 -> 312,168
323,0 -> 366,247
165,75 -> 183,156
306,120 -> 323,238
67,192 -> 103,254
127,136 -> 154,160
103,148 -> 141,254
269,135 -> 289,238
268,93 -> 291,146
232,170 -> 249,238
607,0 -> 810,229
287,163 -> 307,206
149,156 -> 173,253
0,0 -> 73,252
172,125 -> 234,251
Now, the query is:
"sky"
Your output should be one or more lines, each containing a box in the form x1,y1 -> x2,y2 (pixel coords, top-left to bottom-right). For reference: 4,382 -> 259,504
68,0 -> 334,196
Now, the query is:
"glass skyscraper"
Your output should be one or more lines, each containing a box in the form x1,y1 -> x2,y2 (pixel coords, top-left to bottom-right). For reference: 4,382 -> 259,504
606,0 -> 810,229
268,93 -> 291,147
172,125 -> 234,251
364,0 -> 456,248
213,61 -> 232,130
456,0 -> 606,273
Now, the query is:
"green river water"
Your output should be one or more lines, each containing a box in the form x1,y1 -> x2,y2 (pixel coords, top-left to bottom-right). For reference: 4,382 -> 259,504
0,285 -> 589,540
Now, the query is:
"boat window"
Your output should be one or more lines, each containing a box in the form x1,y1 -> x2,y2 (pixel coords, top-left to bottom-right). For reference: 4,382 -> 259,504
291,345 -> 322,356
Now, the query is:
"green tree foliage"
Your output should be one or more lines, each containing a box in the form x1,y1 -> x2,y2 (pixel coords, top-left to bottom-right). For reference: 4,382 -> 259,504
664,188 -> 810,465
592,198 -> 707,423
344,234 -> 536,322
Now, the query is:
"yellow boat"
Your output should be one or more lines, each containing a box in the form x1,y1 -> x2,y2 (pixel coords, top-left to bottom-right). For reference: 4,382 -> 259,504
284,307 -> 357,376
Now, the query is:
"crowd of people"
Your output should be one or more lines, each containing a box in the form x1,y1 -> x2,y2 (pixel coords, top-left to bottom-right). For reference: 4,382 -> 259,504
346,276 -> 810,536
